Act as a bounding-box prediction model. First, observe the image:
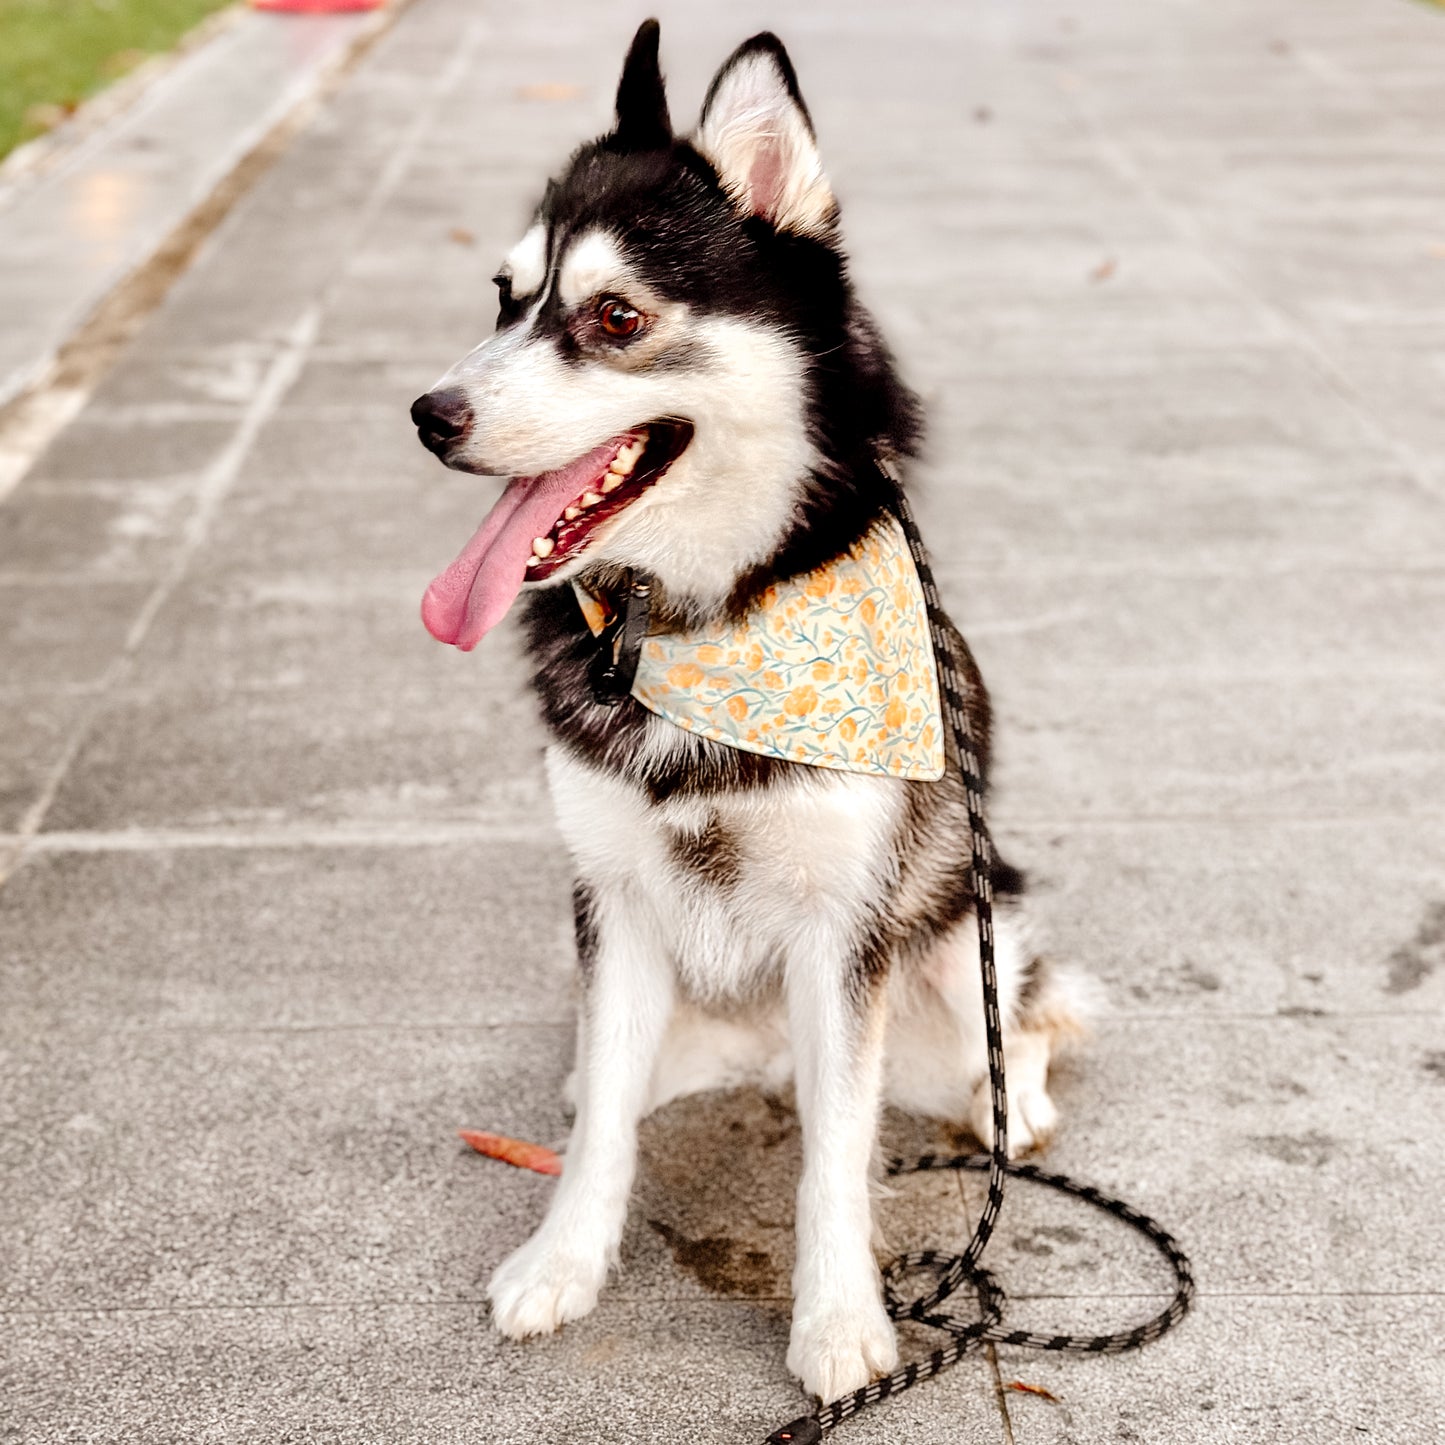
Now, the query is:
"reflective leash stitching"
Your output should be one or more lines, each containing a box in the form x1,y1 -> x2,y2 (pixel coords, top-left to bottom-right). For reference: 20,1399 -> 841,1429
763,471 -> 1195,1445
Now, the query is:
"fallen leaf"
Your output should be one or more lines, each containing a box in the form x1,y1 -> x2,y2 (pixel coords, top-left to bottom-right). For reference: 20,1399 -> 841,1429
516,82 -> 584,102
459,1129 -> 562,1176
1089,256 -> 1117,284
1006,1380 -> 1061,1403
448,226 -> 476,247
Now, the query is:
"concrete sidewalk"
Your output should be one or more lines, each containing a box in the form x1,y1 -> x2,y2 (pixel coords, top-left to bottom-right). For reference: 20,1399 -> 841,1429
2,0 -> 1444,1440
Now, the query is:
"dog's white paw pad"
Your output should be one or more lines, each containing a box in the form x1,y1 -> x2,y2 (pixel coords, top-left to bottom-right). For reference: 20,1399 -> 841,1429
787,1302 -> 899,1400
487,1238 -> 605,1340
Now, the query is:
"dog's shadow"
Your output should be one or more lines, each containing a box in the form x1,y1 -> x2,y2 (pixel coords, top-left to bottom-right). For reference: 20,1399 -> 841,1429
626,1088 -> 977,1309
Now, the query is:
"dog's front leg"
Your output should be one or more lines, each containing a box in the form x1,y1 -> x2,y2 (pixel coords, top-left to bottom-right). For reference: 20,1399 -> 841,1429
785,932 -> 898,1400
488,881 -> 673,1339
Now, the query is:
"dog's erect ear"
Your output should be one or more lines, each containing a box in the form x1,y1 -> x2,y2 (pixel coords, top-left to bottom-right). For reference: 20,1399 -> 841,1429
694,33 -> 836,237
613,19 -> 672,151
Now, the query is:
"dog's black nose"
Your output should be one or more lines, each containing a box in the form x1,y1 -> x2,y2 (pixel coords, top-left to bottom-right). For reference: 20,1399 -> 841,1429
411,388 -> 473,457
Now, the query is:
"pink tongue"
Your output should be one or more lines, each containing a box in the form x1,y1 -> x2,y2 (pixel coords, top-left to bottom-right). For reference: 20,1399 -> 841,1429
421,437 -> 625,651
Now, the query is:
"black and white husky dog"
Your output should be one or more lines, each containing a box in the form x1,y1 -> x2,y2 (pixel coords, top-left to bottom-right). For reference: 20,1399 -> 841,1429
411,21 -> 1080,1401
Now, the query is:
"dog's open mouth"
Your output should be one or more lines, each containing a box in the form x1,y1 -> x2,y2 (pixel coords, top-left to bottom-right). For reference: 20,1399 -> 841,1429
422,419 -> 693,651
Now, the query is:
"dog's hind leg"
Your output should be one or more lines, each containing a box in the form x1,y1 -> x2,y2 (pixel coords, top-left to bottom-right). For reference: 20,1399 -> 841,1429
488,879 -> 674,1339
892,908 -> 1083,1157
966,949 -> 1085,1156
784,932 -> 899,1400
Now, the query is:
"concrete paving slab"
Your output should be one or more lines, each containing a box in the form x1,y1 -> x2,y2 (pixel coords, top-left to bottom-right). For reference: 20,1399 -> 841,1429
1005,818 -> 1445,1018
0,1298 -> 1005,1445
118,571 -> 517,695
19,414 -> 234,486
0,578 -> 151,691
941,562 -> 1445,683
908,447 -> 1445,573
977,1016 -> 1445,1298
38,680 -> 548,835
995,1296 -> 1445,1445
231,408 -> 440,494
0,695 -> 84,834
83,340 -> 280,414
989,669 -> 1445,824
0,479 -> 198,581
0,1024 -> 575,1313
0,844 -> 577,1033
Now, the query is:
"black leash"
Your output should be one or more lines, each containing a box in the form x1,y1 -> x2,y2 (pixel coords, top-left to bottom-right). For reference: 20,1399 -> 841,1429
761,472 -> 1194,1444
582,476 -> 1194,1442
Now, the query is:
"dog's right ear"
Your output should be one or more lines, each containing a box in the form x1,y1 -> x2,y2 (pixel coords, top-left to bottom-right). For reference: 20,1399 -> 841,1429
695,34 -> 837,238
613,19 -> 672,151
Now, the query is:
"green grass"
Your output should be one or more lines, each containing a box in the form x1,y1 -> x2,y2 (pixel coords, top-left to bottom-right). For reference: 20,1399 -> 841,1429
0,0 -> 235,161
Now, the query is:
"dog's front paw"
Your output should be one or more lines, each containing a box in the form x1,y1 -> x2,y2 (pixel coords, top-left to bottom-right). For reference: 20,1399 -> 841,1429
488,1233 -> 607,1340
787,1297 -> 898,1400
968,1076 -> 1058,1157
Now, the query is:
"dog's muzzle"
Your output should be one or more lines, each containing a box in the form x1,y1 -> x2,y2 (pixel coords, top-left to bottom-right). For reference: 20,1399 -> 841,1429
411,387 -> 473,460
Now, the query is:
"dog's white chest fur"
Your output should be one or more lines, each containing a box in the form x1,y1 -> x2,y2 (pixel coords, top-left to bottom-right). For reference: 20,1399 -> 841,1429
547,735 -> 904,1002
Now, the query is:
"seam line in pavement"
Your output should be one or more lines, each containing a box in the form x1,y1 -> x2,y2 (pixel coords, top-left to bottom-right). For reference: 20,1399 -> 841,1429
5,1291 -> 1441,1321
0,809 -> 1437,860
0,1015 -> 1432,1042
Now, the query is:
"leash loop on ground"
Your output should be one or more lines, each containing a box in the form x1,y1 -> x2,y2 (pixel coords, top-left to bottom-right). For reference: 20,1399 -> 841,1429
763,468 -> 1194,1442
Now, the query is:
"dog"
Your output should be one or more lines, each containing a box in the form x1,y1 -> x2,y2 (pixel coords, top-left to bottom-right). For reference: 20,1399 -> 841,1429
410,21 -> 1081,1401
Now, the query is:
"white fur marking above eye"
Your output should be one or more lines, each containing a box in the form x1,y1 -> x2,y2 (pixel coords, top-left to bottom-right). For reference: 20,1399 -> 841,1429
558,229 -> 630,308
503,224 -> 547,299
695,52 -> 835,236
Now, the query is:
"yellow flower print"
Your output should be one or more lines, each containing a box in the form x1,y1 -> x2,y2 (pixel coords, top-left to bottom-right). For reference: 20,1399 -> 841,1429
784,685 -> 819,717
599,515 -> 944,782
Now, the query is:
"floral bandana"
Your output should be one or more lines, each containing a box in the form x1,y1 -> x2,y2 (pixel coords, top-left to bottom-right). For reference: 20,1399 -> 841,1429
575,513 -> 945,780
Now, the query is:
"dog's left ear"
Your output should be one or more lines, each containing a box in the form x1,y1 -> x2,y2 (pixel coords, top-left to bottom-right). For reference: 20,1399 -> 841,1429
613,19 -> 672,151
694,34 -> 836,237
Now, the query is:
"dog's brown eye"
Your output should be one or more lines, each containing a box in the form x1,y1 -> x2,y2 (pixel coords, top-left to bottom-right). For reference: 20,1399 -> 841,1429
596,297 -> 642,339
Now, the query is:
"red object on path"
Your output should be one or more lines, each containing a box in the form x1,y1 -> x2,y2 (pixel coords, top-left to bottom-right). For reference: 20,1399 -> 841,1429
458,1130 -> 563,1177
250,0 -> 385,13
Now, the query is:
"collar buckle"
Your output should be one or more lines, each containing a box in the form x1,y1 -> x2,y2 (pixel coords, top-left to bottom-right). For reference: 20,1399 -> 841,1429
588,571 -> 653,706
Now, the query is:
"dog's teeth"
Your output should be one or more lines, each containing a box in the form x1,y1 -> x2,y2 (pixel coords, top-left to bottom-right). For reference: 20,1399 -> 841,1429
563,506 -> 581,521
601,473 -> 622,493
530,536 -> 555,559
581,490 -> 603,508
620,438 -> 645,465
